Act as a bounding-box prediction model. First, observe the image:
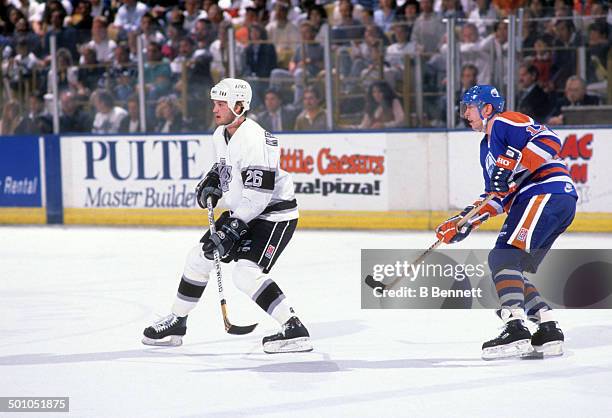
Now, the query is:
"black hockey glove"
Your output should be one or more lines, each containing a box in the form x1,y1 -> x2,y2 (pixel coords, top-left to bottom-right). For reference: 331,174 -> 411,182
490,147 -> 522,197
196,165 -> 222,209
202,213 -> 249,260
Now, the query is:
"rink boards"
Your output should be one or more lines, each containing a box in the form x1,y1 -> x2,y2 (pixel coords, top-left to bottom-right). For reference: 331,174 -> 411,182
1,128 -> 611,231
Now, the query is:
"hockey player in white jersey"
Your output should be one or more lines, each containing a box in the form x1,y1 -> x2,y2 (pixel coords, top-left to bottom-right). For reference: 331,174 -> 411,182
143,78 -> 312,354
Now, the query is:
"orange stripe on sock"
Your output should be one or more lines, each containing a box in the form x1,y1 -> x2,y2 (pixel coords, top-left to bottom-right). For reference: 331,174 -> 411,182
495,279 -> 525,292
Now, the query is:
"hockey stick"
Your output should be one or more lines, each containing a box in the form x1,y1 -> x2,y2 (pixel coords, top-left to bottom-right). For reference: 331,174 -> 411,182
365,194 -> 496,294
365,167 -> 532,294
206,197 -> 258,335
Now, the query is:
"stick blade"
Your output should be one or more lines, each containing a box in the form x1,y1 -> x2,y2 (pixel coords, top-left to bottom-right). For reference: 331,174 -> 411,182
227,323 -> 258,335
364,275 -> 385,294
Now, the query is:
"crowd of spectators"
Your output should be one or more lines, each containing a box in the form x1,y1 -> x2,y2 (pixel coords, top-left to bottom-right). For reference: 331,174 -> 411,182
0,0 -> 610,135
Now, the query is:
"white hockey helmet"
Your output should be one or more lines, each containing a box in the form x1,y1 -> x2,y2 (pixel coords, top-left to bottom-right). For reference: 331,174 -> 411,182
210,78 -> 252,117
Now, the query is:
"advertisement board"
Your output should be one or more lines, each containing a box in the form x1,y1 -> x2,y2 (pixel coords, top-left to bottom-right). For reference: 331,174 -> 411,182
280,132 -> 388,211
447,128 -> 612,213
0,136 -> 43,207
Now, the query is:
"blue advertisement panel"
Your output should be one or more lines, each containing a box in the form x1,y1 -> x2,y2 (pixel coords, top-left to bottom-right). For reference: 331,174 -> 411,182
0,135 -> 42,207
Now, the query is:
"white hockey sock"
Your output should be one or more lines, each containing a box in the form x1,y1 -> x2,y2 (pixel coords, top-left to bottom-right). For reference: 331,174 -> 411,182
171,246 -> 213,317
233,260 -> 297,325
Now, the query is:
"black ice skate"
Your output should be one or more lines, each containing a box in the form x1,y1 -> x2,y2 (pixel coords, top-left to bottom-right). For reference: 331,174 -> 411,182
530,321 -> 564,357
142,314 -> 187,347
482,319 -> 533,360
262,317 -> 313,354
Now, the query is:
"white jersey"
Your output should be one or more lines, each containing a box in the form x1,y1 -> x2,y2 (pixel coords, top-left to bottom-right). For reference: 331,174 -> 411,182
212,118 -> 298,223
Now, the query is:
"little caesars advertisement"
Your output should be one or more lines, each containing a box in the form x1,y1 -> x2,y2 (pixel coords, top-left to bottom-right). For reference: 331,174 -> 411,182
280,133 -> 388,211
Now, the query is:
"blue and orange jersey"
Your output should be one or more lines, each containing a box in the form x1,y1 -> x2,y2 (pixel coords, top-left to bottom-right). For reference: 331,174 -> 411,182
479,111 -> 578,214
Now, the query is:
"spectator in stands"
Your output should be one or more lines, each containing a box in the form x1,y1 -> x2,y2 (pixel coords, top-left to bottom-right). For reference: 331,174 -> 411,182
192,18 -> 215,51
270,21 -> 324,106
44,47 -> 77,96
243,23 -> 277,110
119,94 -> 144,133
550,19 -> 582,91
59,90 -> 92,133
137,12 -> 166,48
12,16 -> 42,57
374,0 -> 396,33
183,0 -> 206,33
331,0 -> 365,46
90,0 -> 112,20
455,63 -> 478,126
410,0 -> 444,55
548,76 -> 601,125
113,0 -> 148,37
441,0 -> 465,21
31,0 -> 73,37
355,80 -> 405,129
69,0 -> 94,42
76,46 -> 106,94
177,37 -> 213,130
144,41 -> 172,100
386,20 -> 417,77
257,88 -> 298,132
83,16 -> 116,64
397,0 -> 420,41
294,86 -> 327,131
162,23 -> 186,60
586,21 -> 610,85
467,0 -> 497,37
266,1 -> 300,70
349,24 -> 387,86
0,100 -> 28,135
2,38 -> 39,94
101,43 -> 136,95
456,22 -> 492,85
307,4 -> 327,44
210,21 -> 244,80
91,89 -> 128,133
207,3 -> 229,38
235,3 -> 260,46
486,20 -> 508,88
171,36 -> 195,77
154,95 -> 185,133
517,64 -> 551,123
330,0 -> 364,27
359,41 -> 395,89
43,8 -> 79,60
25,91 -> 53,134
527,36 -> 554,91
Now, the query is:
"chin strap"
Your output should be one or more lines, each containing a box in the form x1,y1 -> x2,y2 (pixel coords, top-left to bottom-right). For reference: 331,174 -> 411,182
221,106 -> 246,130
478,107 -> 496,133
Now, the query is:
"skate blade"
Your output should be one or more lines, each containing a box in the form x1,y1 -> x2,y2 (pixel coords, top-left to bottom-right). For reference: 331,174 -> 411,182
142,335 -> 183,347
263,337 -> 313,354
532,340 -> 564,357
482,339 -> 533,361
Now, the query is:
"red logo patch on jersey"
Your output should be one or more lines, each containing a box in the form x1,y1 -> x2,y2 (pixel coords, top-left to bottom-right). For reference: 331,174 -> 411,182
265,244 -> 276,259
517,228 -> 529,242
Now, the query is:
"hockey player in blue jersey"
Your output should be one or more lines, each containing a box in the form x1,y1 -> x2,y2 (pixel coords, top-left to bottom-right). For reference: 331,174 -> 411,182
435,85 -> 577,360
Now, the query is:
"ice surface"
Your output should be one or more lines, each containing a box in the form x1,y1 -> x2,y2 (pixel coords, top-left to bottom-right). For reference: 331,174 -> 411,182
1,226 -> 612,417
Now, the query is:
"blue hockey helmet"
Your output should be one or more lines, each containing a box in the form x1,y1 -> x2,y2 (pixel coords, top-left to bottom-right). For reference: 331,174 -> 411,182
460,85 -> 505,117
